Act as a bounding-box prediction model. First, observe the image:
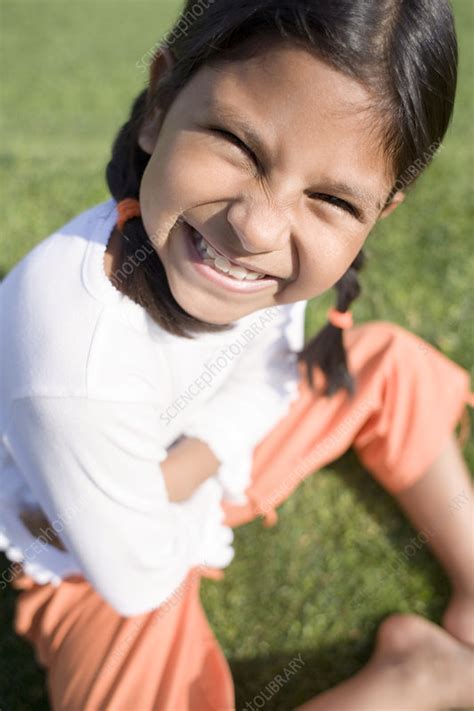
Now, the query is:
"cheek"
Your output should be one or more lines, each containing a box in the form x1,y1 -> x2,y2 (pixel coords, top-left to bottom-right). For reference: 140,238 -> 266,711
140,135 -> 237,248
294,225 -> 367,299
145,132 -> 248,216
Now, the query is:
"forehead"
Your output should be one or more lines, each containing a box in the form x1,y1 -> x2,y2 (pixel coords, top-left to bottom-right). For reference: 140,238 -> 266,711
187,43 -> 393,203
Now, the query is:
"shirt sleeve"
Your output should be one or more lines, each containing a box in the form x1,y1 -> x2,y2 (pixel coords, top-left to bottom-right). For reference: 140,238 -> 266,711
3,396 -> 235,617
180,301 -> 307,504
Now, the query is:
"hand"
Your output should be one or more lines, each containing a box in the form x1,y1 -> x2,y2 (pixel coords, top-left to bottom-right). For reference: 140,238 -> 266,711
442,589 -> 474,647
19,508 -> 67,551
161,436 -> 221,502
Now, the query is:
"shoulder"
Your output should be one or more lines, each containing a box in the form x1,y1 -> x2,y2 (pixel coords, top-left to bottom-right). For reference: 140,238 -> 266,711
0,200 -> 118,402
0,199 -> 116,307
1,200 -> 116,290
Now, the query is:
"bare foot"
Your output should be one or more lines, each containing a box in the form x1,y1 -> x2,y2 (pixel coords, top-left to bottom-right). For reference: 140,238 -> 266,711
295,613 -> 474,711
443,591 -> 474,648
371,613 -> 474,710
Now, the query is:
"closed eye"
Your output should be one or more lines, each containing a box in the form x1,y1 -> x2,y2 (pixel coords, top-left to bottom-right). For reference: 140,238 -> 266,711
209,127 -> 258,164
311,193 -> 359,218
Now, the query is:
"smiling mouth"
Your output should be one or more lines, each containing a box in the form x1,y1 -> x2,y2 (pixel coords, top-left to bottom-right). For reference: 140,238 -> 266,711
190,227 -> 272,282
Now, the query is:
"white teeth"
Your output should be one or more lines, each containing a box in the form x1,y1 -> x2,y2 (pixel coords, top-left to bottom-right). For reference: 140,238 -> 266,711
193,230 -> 267,281
214,255 -> 231,273
206,244 -> 218,259
229,265 -> 254,280
240,269 -> 260,280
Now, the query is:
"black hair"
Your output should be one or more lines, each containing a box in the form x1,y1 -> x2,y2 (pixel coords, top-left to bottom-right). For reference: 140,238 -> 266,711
105,0 -> 458,395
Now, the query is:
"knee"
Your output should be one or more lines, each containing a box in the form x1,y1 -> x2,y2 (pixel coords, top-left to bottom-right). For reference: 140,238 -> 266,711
362,319 -> 408,341
359,320 -> 429,363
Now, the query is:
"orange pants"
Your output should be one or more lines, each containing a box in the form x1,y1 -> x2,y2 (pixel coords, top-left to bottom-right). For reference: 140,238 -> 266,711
9,321 -> 474,710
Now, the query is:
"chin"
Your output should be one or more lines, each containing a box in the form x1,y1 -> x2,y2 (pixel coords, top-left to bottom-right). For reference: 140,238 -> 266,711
182,304 -> 235,326
169,288 -> 231,326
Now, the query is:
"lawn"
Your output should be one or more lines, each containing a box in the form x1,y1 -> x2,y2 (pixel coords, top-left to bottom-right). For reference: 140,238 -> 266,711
0,1 -> 473,709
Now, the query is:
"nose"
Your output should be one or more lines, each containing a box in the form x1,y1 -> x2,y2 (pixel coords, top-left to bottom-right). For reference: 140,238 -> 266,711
226,192 -> 291,254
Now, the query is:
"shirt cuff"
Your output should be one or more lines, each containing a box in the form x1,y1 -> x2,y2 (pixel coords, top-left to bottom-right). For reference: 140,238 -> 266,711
170,476 -> 235,568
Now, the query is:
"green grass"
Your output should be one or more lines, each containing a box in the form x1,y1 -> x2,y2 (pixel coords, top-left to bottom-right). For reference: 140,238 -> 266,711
1,1 -> 473,709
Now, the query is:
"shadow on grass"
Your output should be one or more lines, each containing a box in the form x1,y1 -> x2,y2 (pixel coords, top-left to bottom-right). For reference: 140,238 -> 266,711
329,448 -> 452,612
0,564 -> 50,711
226,448 -> 454,710
230,637 -> 378,711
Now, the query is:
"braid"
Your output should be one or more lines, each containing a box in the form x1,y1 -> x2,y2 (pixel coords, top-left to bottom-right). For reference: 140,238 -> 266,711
296,250 -> 366,397
104,91 -> 233,338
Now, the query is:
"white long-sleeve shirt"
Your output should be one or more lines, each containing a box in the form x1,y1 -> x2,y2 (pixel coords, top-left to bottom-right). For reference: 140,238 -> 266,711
0,198 -> 307,616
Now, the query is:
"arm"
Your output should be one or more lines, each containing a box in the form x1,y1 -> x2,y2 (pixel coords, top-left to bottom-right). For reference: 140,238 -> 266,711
20,435 -> 221,545
16,302 -> 306,580
161,436 -> 221,501
6,396 -> 234,616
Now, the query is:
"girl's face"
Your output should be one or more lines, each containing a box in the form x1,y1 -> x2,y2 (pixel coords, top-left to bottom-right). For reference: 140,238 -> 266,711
138,42 -> 404,324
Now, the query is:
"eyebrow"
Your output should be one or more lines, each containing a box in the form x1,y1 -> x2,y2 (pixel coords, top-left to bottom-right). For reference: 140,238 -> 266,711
205,99 -> 383,217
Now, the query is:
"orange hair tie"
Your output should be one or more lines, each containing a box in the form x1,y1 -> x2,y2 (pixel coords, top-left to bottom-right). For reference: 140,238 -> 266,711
327,307 -> 353,329
116,197 -> 141,231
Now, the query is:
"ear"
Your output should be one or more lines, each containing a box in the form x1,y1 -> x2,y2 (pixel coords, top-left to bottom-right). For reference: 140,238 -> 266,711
378,190 -> 405,220
138,44 -> 176,154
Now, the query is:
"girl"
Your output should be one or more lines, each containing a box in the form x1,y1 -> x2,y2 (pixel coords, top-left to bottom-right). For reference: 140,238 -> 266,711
1,1 -> 473,709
